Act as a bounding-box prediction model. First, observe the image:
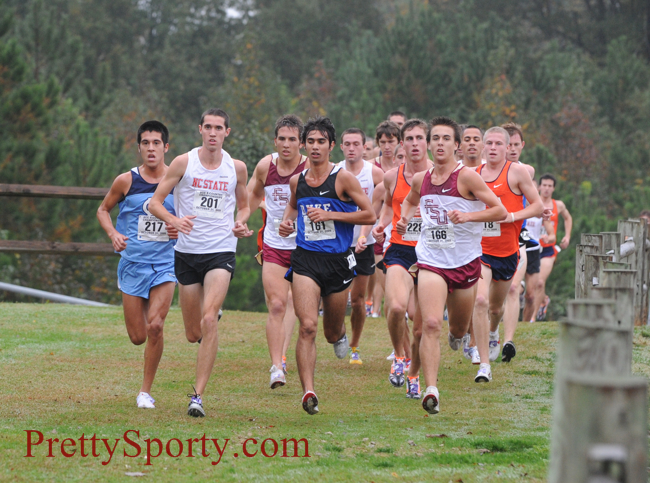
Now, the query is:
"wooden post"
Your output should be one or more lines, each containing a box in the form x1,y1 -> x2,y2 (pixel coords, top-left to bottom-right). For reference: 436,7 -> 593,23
617,220 -> 648,326
550,375 -> 647,483
581,233 -> 604,251
576,244 -> 608,298
583,254 -> 613,297
600,232 -> 622,262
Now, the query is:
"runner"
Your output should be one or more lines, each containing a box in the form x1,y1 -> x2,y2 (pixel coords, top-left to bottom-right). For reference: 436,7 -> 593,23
338,128 -> 384,364
396,116 -> 506,413
97,120 -> 178,410
533,173 -> 572,321
364,138 -> 380,161
372,119 -> 432,395
247,114 -> 307,388
388,111 -> 407,129
278,116 -> 376,415
149,108 -> 253,417
472,126 -> 544,383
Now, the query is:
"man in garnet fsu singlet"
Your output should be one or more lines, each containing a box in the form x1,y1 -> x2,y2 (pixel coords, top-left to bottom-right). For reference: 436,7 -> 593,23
149,108 -> 253,418
472,126 -> 545,384
372,119 -> 432,394
97,120 -> 179,410
248,115 -> 308,390
397,116 -> 506,414
278,117 -> 376,415
338,128 -> 384,365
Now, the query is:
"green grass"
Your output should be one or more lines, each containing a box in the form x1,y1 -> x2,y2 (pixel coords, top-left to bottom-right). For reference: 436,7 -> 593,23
1,303 -> 643,482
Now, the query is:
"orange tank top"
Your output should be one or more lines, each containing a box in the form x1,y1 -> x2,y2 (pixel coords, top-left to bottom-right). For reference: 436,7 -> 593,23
389,164 -> 419,246
540,199 -> 558,248
478,161 -> 523,257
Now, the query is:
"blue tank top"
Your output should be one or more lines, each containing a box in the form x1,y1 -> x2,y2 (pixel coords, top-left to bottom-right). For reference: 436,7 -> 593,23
295,164 -> 357,254
115,167 -> 176,263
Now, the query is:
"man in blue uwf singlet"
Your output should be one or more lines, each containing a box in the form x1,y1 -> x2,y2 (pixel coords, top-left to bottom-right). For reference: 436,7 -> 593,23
278,117 -> 376,415
97,120 -> 178,411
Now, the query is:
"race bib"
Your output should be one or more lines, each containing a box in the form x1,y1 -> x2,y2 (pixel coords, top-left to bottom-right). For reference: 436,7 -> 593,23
482,221 -> 501,237
347,253 -> 357,269
402,217 -> 422,241
193,190 -> 226,218
303,216 -> 336,241
423,224 -> 455,249
137,215 -> 169,242
274,218 -> 296,238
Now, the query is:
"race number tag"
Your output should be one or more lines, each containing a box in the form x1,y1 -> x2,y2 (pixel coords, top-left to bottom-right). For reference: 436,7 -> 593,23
193,190 -> 226,218
303,216 -> 336,241
347,253 -> 357,269
423,224 -> 455,249
137,215 -> 169,242
482,221 -> 501,237
274,218 -> 296,238
402,217 -> 422,241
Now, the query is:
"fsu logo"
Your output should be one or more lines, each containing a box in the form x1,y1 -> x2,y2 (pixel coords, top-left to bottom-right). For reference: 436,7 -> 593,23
272,187 -> 289,205
423,200 -> 448,224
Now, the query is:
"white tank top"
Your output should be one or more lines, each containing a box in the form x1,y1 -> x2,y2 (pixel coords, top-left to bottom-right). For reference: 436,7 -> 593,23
526,216 -> 543,244
173,147 -> 238,254
262,156 -> 307,250
340,160 -> 376,247
416,165 -> 485,269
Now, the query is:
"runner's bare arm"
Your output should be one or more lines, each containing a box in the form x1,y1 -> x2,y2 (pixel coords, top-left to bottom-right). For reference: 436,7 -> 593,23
149,154 -> 195,234
279,174 -> 299,237
233,160 -> 253,238
246,156 -> 271,214
450,168 -> 507,224
372,168 -> 397,238
357,166 -> 385,244
97,172 -> 132,251
508,163 -> 544,222
396,171 -> 423,235
539,219 -> 557,245
557,200 -> 572,249
306,170 -> 376,225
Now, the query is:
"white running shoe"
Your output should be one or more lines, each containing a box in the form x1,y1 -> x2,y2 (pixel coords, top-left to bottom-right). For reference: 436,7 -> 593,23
333,334 -> 349,359
462,334 -> 471,360
302,391 -> 319,415
387,350 -> 395,361
269,365 -> 286,389
448,332 -> 464,351
422,386 -> 440,414
371,312 -> 380,318
469,346 -> 481,365
136,392 -> 155,409
475,363 -> 492,383
488,330 -> 500,362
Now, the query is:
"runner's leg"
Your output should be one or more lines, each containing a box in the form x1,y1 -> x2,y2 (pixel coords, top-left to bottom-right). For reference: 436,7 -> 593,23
293,273 -> 323,394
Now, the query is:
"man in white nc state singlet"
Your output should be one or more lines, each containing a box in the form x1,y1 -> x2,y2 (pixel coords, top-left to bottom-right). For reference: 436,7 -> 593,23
149,108 -> 253,418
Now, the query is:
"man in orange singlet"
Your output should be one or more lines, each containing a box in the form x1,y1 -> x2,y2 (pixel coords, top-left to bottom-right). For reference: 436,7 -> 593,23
472,127 -> 544,383
372,119 -> 432,397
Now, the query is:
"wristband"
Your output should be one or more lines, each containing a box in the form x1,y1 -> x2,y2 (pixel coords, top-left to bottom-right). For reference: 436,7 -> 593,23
359,235 -> 367,240
510,212 -> 515,223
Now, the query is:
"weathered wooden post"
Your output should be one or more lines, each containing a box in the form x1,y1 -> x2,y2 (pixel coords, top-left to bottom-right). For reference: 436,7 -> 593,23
582,233 -> 604,251
617,220 -> 648,325
601,232 -> 622,261
576,244 -> 609,298
583,254 -> 613,297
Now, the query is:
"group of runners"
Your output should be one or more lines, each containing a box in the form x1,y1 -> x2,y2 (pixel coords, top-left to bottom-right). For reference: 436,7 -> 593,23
97,108 -> 571,417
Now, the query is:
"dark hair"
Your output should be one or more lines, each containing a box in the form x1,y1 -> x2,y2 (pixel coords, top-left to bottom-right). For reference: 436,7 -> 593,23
388,111 -> 407,121
463,124 -> 484,137
341,128 -> 366,145
429,116 -> 461,145
274,114 -> 303,138
375,121 -> 402,143
639,210 -> 650,219
401,118 -> 429,142
502,122 -> 524,142
137,120 -> 169,145
302,116 -> 336,145
539,173 -> 557,187
200,108 -> 230,128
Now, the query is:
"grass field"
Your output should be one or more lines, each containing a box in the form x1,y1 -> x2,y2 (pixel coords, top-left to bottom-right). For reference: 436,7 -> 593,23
2,303 -> 650,482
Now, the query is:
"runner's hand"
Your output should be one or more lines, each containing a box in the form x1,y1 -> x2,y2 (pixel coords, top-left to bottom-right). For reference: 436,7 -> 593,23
172,215 -> 196,235
232,221 -> 253,238
542,208 -> 553,220
279,219 -> 296,237
372,224 -> 385,243
165,223 -> 179,240
355,236 -> 367,253
448,210 -> 470,224
306,207 -> 331,222
560,236 -> 570,250
539,234 -> 550,244
395,217 -> 408,235
110,232 -> 128,252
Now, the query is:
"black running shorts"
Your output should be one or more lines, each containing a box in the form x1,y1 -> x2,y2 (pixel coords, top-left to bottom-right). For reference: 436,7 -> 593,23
174,251 -> 236,286
353,244 -> 376,276
285,247 -> 356,296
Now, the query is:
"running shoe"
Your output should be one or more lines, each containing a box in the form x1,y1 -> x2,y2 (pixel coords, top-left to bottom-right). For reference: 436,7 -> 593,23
389,358 -> 405,387
501,341 -> 517,362
282,355 -> 287,374
302,391 -> 319,415
448,332 -> 464,351
218,308 -> 222,321
422,386 -> 440,414
136,392 -> 155,409
469,346 -> 481,365
333,334 -> 349,359
406,376 -> 421,399
270,365 -> 286,389
537,296 -> 550,321
365,301 -> 373,316
463,334 -> 471,360
404,358 -> 411,372
187,387 -> 205,417
349,347 -> 363,365
386,350 -> 395,361
474,363 -> 492,383
489,331 -> 500,362
371,312 -> 380,318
